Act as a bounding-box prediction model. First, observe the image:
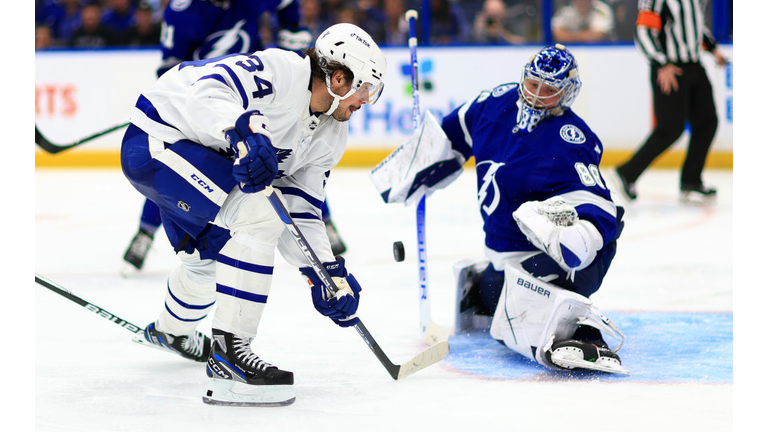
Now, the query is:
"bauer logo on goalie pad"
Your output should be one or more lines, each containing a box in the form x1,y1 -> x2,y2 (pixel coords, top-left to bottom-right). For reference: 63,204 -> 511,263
517,278 -> 551,298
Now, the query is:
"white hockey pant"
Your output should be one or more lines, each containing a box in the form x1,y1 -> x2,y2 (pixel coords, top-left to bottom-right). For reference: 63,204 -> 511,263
489,264 -> 622,370
211,188 -> 286,338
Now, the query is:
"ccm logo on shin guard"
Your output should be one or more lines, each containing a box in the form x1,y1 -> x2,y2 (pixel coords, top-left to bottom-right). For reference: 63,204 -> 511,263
84,304 -> 141,332
516,278 -> 551,298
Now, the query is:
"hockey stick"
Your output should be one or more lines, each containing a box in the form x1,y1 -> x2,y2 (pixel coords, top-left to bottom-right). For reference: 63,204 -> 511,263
35,273 -> 144,334
263,185 -> 449,380
405,10 -> 451,345
35,122 -> 129,154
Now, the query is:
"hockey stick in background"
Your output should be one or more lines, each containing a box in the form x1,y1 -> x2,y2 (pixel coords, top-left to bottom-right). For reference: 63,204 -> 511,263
263,185 -> 449,380
405,10 -> 451,345
35,122 -> 129,154
35,273 -> 144,335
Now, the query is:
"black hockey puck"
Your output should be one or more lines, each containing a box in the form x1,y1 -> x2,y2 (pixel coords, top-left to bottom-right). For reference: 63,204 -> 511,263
392,241 -> 405,262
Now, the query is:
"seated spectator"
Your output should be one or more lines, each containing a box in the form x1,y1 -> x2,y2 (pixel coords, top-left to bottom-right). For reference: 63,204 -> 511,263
101,0 -> 137,41
381,0 -> 408,46
552,0 -> 616,43
302,0 -> 328,41
36,23 -> 57,50
472,0 -> 526,45
122,2 -> 160,47
354,0 -> 387,45
430,0 -> 470,45
69,2 -> 121,48
38,0 -> 83,46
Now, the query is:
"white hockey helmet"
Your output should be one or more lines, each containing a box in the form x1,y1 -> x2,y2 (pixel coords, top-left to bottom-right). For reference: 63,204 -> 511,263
314,23 -> 387,112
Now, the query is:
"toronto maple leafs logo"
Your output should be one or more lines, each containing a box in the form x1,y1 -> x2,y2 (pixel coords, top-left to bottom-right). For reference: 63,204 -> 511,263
274,148 -> 293,178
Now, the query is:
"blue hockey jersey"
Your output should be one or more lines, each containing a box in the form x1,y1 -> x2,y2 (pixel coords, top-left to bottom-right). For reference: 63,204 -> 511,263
441,83 -> 619,259
158,0 -> 302,76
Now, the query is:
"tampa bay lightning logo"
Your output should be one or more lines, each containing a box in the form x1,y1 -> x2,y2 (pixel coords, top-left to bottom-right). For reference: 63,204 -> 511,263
195,20 -> 252,61
476,160 -> 505,216
560,125 -> 586,144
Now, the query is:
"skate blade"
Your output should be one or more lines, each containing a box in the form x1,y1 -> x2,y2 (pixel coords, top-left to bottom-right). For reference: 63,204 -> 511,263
550,352 -> 631,375
679,192 -> 716,206
120,263 -> 141,278
202,379 -> 296,407
131,333 -> 169,354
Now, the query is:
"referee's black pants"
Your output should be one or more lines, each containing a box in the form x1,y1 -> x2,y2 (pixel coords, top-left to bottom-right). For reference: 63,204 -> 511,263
618,63 -> 718,187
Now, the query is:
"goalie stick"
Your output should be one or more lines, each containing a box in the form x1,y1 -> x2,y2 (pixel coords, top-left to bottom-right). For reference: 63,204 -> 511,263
405,10 -> 451,346
263,185 -> 449,380
35,122 -> 129,154
35,273 -> 144,335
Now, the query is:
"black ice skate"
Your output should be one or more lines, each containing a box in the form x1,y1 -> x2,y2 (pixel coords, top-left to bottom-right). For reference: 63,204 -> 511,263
545,326 -> 629,375
203,328 -> 295,407
133,321 -> 211,363
121,228 -> 154,275
680,183 -> 717,205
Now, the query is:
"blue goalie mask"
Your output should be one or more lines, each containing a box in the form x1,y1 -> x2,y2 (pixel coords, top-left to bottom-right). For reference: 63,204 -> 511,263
516,44 -> 582,132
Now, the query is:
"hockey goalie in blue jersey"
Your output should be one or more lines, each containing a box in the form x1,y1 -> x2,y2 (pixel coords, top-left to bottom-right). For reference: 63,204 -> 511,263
371,45 -> 628,374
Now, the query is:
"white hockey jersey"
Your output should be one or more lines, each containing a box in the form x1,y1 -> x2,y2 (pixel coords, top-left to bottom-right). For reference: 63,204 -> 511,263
130,48 -> 347,265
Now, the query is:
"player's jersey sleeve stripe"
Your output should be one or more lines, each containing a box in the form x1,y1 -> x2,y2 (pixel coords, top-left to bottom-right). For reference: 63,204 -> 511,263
557,190 -> 617,218
198,74 -> 229,87
136,94 -> 179,130
289,212 -> 321,221
275,186 -> 324,210
214,64 -> 248,109
457,100 -> 474,148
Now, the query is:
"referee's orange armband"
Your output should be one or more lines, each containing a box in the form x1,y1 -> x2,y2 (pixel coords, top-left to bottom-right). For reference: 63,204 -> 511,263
636,10 -> 662,31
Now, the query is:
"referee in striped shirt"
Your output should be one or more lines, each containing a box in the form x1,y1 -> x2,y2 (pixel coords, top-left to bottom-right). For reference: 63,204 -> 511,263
614,0 -> 728,203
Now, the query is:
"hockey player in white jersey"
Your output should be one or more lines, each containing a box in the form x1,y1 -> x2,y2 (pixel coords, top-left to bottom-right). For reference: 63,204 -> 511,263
121,23 -> 387,406
371,45 -> 628,374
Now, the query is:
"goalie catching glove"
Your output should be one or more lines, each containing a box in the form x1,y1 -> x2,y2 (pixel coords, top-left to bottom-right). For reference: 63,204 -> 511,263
300,257 -> 362,327
513,197 -> 603,273
225,110 -> 278,194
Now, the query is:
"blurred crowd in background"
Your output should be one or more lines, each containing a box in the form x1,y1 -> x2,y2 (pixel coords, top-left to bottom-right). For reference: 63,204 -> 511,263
35,0 -> 730,50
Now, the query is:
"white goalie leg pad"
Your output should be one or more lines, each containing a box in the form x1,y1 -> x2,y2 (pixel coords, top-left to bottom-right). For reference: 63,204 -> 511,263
203,379 -> 296,407
490,265 -> 592,367
453,258 -> 491,333
158,250 -> 216,336
212,234 -> 276,338
369,110 -> 466,206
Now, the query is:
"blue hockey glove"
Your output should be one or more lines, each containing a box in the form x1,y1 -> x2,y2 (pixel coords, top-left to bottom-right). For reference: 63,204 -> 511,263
225,110 -> 278,194
300,257 -> 362,328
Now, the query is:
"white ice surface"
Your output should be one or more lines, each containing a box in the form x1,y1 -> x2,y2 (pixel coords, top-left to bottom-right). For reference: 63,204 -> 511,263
33,168 -> 744,431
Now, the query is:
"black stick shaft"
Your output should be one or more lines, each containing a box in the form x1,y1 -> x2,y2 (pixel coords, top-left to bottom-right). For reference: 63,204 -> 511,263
35,274 -> 143,334
35,122 -> 129,154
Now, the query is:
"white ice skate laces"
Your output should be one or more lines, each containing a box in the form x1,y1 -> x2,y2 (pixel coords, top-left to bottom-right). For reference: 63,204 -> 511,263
232,336 -> 274,372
